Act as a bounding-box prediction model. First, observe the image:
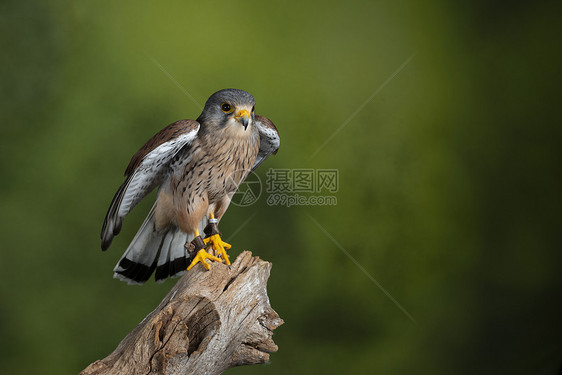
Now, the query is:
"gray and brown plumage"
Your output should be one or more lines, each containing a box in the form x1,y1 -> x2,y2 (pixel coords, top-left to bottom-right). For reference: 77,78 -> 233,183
101,89 -> 280,284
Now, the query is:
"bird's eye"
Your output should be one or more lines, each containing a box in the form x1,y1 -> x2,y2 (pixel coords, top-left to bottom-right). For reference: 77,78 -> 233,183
221,103 -> 232,113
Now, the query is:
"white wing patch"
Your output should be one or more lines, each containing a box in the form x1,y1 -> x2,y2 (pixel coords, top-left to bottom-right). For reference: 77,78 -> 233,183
118,128 -> 199,218
252,119 -> 280,171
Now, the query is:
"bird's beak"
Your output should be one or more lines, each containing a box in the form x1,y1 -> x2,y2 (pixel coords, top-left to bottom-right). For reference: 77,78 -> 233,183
235,109 -> 250,130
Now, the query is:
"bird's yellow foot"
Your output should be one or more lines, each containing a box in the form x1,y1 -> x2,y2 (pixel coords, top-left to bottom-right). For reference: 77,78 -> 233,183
187,248 -> 222,271
204,234 -> 232,266
186,234 -> 221,271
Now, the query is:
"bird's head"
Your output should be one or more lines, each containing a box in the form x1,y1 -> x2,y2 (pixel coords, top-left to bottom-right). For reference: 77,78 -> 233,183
197,89 -> 256,134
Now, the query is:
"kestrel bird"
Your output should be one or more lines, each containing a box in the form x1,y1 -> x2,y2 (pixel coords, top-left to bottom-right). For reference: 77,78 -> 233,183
101,89 -> 280,284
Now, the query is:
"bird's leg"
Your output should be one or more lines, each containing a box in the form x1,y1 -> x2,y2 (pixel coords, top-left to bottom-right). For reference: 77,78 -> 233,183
186,229 -> 222,271
203,212 -> 232,266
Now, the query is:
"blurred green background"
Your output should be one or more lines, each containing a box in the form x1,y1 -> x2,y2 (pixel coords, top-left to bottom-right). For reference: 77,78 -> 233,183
1,1 -> 561,374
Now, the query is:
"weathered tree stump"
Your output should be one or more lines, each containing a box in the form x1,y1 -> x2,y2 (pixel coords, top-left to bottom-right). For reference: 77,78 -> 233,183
81,251 -> 283,375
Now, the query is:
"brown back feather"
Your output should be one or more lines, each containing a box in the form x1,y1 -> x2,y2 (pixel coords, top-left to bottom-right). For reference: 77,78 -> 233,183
124,119 -> 199,176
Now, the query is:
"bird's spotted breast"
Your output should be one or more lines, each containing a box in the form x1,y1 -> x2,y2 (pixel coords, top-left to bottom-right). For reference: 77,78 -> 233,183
172,128 -> 260,209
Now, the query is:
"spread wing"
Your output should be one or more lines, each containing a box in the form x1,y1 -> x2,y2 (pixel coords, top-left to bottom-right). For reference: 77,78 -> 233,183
101,119 -> 200,250
252,115 -> 280,171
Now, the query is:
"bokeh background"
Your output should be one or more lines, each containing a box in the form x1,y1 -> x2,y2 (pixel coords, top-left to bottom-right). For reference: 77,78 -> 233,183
1,1 -> 561,374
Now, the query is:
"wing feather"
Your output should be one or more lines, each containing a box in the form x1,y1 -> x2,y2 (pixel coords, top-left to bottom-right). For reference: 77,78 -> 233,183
252,115 -> 280,172
101,119 -> 200,250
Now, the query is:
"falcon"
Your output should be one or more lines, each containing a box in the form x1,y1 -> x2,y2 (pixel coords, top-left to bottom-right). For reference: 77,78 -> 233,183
101,89 -> 280,284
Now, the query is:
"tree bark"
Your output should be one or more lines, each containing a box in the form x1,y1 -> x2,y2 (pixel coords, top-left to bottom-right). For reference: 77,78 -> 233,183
81,251 -> 283,375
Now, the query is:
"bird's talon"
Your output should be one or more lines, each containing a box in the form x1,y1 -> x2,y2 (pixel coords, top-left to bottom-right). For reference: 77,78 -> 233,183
187,249 -> 222,271
204,234 -> 232,265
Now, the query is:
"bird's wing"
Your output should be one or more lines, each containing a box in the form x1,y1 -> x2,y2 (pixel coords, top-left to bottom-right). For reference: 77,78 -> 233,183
101,119 -> 200,250
251,115 -> 280,171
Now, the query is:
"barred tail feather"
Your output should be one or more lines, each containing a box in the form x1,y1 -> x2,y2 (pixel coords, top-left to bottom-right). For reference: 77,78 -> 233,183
112,205 -> 210,284
154,215 -> 208,283
154,228 -> 189,283
113,204 -> 192,284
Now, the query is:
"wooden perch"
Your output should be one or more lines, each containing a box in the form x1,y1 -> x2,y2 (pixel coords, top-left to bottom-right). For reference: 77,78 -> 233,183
81,251 -> 283,375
